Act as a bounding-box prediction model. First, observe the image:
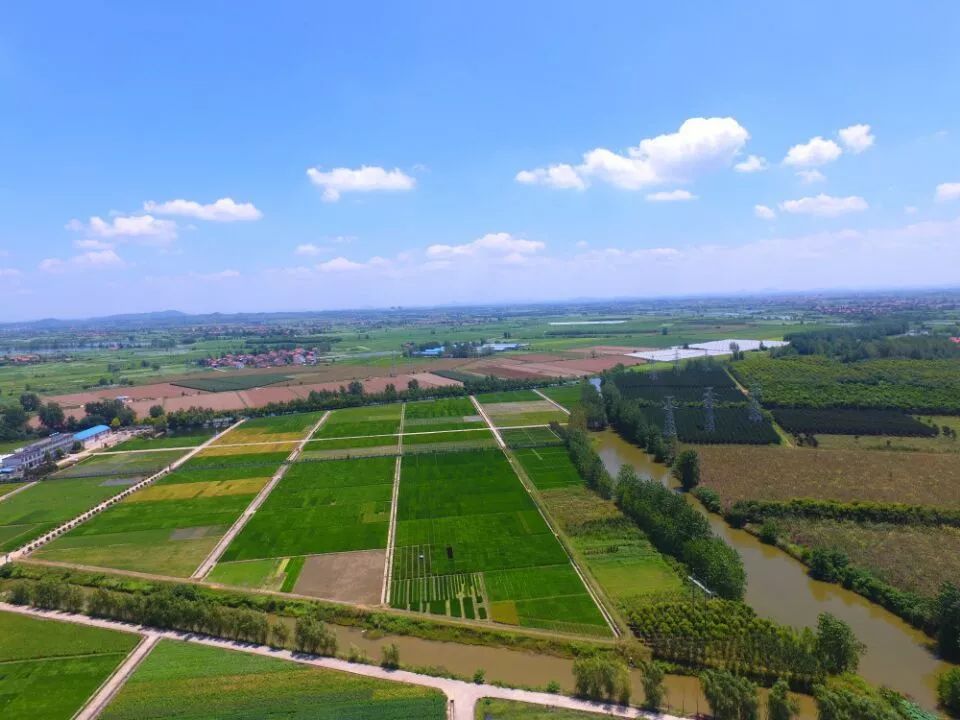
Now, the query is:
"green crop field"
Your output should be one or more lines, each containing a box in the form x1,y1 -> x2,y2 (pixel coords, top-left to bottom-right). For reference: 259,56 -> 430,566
0,611 -> 138,720
0,476 -> 134,552
53,450 -> 186,479
390,449 -> 608,635
99,640 -> 446,720
402,428 -> 496,451
474,390 -> 541,403
108,430 -> 216,451
474,698 -> 602,719
537,384 -> 582,411
313,403 -> 402,438
403,397 -> 484,431
483,400 -> 568,428
0,482 -> 28,499
513,447 -> 582,490
36,449 -> 289,575
171,372 -> 290,392
220,456 -> 395,562
501,426 -> 564,448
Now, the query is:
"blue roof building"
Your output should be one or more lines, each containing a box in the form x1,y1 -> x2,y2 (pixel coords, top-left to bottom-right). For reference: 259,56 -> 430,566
74,424 -> 111,442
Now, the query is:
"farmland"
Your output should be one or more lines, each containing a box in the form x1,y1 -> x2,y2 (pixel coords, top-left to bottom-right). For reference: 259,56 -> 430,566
210,411 -> 325,444
52,449 -> 186,479
513,446 -> 582,490
777,518 -> 960,599
0,611 -> 138,720
0,476 -> 137,552
612,364 -> 744,404
220,456 -> 394,561
772,408 -> 936,437
170,372 -> 289,392
107,429 -> 217,451
536,384 -> 582,411
404,397 -> 484,431
733,353 -> 960,413
34,420 -> 307,576
99,640 -> 447,720
698,445 -> 960,508
814,415 -> 960,454
0,481 -> 27,499
390,449 -> 608,635
501,426 -> 565,448
634,404 -> 780,445
313,404 -> 402,439
474,698 -> 603,719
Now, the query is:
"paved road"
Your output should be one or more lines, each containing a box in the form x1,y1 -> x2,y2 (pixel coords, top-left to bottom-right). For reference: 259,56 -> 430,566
191,412 -> 329,579
534,388 -> 571,415
470,395 -> 507,449
0,481 -> 38,504
0,602 -> 677,720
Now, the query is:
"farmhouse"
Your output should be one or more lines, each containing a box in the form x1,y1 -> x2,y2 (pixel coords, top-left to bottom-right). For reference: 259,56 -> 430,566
0,432 -> 76,474
73,424 -> 111,447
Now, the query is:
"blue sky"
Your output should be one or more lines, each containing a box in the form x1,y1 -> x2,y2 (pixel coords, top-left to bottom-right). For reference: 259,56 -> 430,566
1,2 -> 960,320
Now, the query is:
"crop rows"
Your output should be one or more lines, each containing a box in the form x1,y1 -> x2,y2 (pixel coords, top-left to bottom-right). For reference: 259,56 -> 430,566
636,405 -> 780,444
772,408 -> 937,437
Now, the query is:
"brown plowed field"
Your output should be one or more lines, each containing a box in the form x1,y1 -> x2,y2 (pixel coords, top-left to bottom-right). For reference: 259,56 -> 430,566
294,549 -> 385,604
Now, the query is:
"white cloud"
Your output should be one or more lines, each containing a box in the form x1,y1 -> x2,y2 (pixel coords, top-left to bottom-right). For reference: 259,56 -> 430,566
74,239 -> 114,250
143,197 -> 262,222
317,257 -> 367,272
838,124 -> 875,154
74,249 -> 125,268
0,267 -> 20,277
426,232 -> 545,260
935,182 -> 960,202
197,269 -> 241,280
39,258 -> 65,273
68,214 -> 177,244
516,117 -> 750,191
646,189 -> 697,202
904,205 -> 918,215
754,204 -> 776,220
515,164 -> 586,189
779,194 -> 869,217
796,169 -> 826,184
783,136 -> 843,167
734,155 -> 768,173
306,165 -> 416,202
295,243 -> 325,256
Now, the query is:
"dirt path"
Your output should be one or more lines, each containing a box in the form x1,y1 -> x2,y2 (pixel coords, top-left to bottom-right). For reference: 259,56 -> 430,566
74,634 -> 160,720
469,395 -> 507,449
0,419 -> 245,567
381,403 -> 405,605
0,603 -> 670,720
534,388 -> 571,415
191,412 -> 330,579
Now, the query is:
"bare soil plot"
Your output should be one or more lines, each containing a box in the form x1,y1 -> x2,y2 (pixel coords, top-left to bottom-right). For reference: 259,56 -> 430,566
237,386 -> 303,406
698,445 -> 960,508
483,400 -> 567,427
294,548 -> 387,604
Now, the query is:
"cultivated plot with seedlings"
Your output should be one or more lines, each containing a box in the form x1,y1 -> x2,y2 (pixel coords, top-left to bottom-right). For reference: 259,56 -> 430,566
104,429 -> 217,452
312,403 -> 403,439
33,425 -> 307,577
536,384 -> 582,411
52,449 -> 186,479
501,426 -> 565,449
390,448 -> 609,635
402,427 -> 497,454
212,456 -> 395,602
0,610 -> 139,720
210,411 -> 326,445
404,397 -> 485,431
99,640 -> 447,720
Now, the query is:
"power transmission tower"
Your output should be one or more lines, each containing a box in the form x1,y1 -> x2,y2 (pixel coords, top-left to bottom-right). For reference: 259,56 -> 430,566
663,396 -> 678,438
703,386 -> 716,433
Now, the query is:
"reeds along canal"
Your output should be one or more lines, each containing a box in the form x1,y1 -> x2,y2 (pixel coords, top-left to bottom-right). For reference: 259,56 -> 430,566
593,428 -> 951,712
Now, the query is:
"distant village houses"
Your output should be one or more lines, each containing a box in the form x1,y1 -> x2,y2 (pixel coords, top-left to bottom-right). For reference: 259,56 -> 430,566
202,347 -> 322,369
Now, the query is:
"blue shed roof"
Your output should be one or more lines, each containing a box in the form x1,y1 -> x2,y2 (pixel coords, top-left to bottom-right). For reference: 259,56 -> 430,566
74,425 -> 111,441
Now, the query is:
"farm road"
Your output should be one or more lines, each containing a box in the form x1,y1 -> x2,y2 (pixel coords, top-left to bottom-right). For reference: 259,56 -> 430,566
534,388 -> 571,415
0,481 -> 38,504
0,603 -> 675,720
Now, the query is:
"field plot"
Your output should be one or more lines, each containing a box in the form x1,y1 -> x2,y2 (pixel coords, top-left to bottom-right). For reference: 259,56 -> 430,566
537,384 -> 582,411
99,640 -> 446,720
221,456 -> 394,561
501,426 -> 564,449
402,428 -> 497,454
0,610 -> 138,720
35,436 -> 295,576
404,397 -> 485,431
634,404 -> 780,445
772,408 -> 936,437
474,389 -> 542,403
514,446 -> 581,490
541,485 -> 685,604
481,399 -> 568,428
815,415 -> 960,454
302,434 -> 400,460
313,403 -> 403,439
390,449 -> 609,635
107,429 -> 217,451
612,364 -> 743,404
53,450 -> 185,479
0,476 -> 137,552
698,445 -> 960,508
0,481 -> 28,499
210,411 -> 326,445
171,372 -> 289,392
777,518 -> 960,600
475,698 -> 604,719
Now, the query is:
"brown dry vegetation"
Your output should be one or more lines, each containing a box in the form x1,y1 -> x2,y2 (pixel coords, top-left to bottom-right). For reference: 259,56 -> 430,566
777,518 -> 960,598
698,445 -> 960,508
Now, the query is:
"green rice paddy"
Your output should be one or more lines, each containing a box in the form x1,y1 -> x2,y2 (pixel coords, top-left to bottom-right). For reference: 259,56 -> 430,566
53,450 -> 185,479
107,430 -> 216,451
220,456 -> 395,561
513,447 -> 582,490
313,404 -> 403,439
0,611 -> 138,720
536,385 -> 582,411
100,640 -> 446,719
